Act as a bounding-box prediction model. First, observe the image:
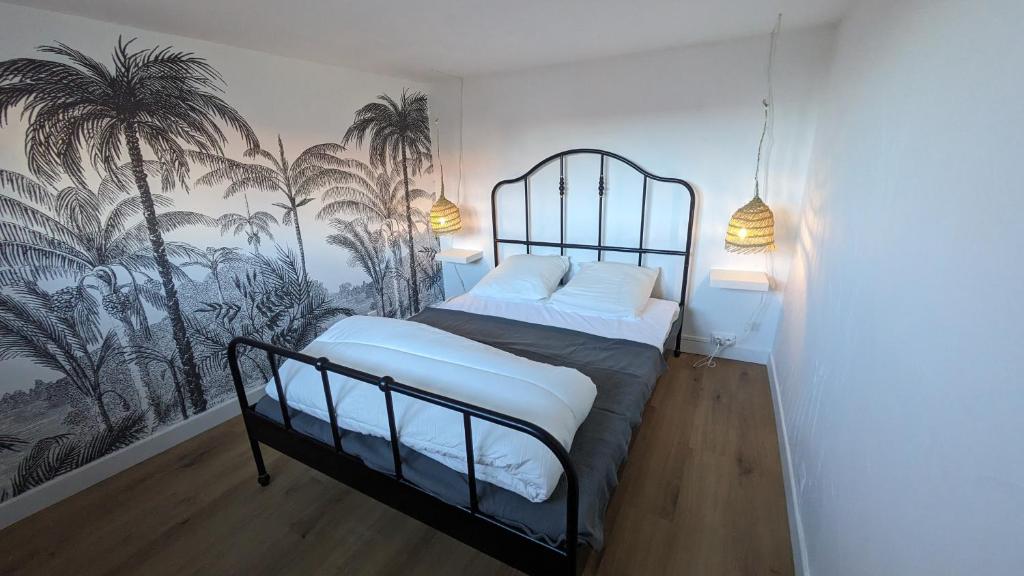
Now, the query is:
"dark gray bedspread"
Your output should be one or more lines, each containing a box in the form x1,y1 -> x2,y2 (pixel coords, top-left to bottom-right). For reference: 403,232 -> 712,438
254,307 -> 667,549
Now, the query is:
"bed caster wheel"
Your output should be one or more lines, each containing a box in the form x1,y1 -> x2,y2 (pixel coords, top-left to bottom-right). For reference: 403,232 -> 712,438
257,473 -> 271,486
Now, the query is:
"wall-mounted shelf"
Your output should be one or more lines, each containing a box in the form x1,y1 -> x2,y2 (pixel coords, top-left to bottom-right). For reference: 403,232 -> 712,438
709,268 -> 771,292
436,248 -> 483,264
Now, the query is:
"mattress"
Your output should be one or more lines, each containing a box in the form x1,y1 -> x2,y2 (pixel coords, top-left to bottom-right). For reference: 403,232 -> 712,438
254,307 -> 667,549
435,293 -> 680,350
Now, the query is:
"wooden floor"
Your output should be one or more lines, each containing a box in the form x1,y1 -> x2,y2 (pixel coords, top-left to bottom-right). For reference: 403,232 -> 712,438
0,354 -> 793,576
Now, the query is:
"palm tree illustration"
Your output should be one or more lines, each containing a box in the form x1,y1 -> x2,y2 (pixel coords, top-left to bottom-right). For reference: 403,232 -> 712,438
317,159 -> 431,317
0,434 -> 26,453
326,219 -> 390,316
342,89 -> 433,313
217,195 -> 277,254
189,247 -> 351,380
127,344 -> 189,421
0,166 -> 209,333
0,282 -> 127,431
0,167 -> 211,428
0,39 -> 260,413
416,245 -> 445,302
245,248 -> 353,349
4,409 -> 146,501
191,136 -> 348,281
182,246 -> 243,302
0,166 -> 208,303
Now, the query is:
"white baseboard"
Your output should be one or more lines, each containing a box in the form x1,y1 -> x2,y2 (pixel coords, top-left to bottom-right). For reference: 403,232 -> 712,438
0,388 -> 264,530
767,352 -> 810,576
680,333 -> 770,365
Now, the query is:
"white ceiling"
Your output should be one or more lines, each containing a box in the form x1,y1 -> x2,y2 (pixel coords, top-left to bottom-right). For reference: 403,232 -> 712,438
7,0 -> 851,79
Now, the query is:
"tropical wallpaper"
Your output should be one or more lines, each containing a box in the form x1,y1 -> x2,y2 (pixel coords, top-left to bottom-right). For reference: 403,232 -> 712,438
0,38 -> 442,503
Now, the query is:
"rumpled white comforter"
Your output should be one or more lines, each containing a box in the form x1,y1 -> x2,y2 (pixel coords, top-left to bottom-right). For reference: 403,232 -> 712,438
264,315 -> 597,502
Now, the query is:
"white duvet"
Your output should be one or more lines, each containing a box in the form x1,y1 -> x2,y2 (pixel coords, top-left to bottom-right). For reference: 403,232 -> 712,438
264,315 -> 596,502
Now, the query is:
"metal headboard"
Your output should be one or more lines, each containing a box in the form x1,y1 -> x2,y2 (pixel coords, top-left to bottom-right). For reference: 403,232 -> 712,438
490,148 -> 696,356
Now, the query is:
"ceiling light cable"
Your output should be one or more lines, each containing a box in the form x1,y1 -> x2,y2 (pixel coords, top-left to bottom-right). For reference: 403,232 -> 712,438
457,75 -> 464,206
735,14 -> 781,345
764,14 -> 781,283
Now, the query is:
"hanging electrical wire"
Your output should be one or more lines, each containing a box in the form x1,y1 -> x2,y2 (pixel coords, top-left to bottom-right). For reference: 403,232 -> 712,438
762,13 -> 781,286
744,13 -> 782,327
702,14 -> 782,368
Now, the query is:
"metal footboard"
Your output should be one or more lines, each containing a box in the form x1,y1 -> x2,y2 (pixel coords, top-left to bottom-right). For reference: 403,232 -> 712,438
227,336 -> 584,575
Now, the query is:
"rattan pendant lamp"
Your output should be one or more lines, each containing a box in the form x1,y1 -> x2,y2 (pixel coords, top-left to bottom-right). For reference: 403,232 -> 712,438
725,16 -> 780,255
429,165 -> 461,234
429,119 -> 462,235
724,100 -> 776,254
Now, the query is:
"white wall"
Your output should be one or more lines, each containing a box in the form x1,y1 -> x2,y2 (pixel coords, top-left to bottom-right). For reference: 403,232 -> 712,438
772,1 -> 1024,574
447,26 -> 837,362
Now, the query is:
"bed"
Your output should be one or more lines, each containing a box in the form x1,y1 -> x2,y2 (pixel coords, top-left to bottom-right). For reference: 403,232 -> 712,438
229,149 -> 696,575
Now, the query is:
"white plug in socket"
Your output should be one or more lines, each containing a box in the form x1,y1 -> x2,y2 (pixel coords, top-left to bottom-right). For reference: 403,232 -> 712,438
711,331 -> 737,347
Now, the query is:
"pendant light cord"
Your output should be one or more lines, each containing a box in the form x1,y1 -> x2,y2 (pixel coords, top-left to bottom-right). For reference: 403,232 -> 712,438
716,13 -> 781,360
433,117 -> 446,198
754,14 -> 781,200
763,14 -> 780,285
753,101 -> 769,198
433,76 -> 468,299
457,76 -> 464,206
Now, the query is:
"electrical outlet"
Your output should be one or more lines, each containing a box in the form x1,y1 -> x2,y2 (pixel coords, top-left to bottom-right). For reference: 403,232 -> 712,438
711,331 -> 736,347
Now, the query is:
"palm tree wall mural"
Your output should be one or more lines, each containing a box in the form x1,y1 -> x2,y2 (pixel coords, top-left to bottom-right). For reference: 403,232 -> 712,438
0,39 -> 261,414
190,137 -> 351,281
317,158 -> 431,318
0,164 -> 212,432
0,34 -> 440,505
217,195 -> 278,254
181,247 -> 243,303
0,282 -> 126,431
326,218 -> 391,317
342,89 -> 433,313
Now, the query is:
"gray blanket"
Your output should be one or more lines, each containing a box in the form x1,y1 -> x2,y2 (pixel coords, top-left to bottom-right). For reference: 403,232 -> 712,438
254,307 -> 666,549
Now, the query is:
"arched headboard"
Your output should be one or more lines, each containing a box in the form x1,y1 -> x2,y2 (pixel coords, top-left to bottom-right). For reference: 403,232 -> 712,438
490,148 -> 696,356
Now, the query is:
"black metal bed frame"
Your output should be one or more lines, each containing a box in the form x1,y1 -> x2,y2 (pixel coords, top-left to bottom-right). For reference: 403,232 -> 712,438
491,148 -> 696,356
229,149 -> 695,575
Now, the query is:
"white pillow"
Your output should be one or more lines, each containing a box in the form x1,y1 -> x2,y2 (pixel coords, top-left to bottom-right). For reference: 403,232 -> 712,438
470,254 -> 570,301
549,261 -> 659,318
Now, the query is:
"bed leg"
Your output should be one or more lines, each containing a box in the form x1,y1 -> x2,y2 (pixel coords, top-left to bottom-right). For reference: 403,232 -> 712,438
673,322 -> 683,358
249,437 -> 271,487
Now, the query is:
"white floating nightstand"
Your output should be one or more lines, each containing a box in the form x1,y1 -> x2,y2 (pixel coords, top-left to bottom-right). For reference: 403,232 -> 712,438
436,248 -> 482,264
709,268 -> 771,292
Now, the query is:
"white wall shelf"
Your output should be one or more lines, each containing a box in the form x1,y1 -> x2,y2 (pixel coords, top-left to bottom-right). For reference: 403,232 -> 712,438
436,248 -> 483,264
709,268 -> 771,292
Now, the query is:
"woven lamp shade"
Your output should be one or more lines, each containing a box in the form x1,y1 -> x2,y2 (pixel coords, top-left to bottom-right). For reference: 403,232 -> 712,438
430,193 -> 462,234
725,195 -> 776,254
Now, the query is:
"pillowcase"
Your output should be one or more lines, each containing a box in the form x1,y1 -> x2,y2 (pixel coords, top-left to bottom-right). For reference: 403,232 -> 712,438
549,261 -> 659,318
470,254 -> 570,301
